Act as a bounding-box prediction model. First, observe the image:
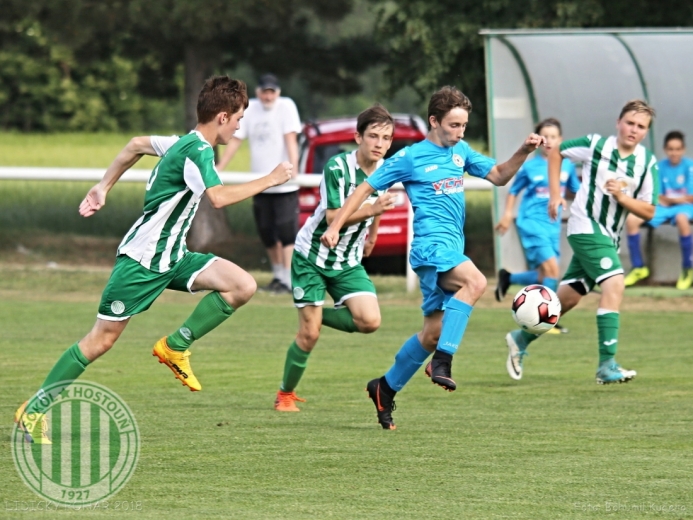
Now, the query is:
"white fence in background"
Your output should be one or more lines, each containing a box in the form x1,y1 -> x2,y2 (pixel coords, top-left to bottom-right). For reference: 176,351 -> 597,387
0,167 -> 493,292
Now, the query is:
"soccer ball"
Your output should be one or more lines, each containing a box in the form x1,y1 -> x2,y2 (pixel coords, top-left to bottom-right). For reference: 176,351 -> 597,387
511,285 -> 561,335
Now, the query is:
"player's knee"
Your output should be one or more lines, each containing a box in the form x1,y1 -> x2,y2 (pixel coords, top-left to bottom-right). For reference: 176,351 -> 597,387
297,327 -> 320,350
355,313 -> 381,334
420,329 -> 440,351
467,272 -> 487,299
233,275 -> 257,305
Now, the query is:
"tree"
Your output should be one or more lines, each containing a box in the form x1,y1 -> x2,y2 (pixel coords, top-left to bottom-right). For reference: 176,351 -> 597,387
371,0 -> 692,140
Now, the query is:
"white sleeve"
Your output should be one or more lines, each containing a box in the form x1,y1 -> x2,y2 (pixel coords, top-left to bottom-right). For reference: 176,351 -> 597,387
281,98 -> 302,135
150,135 -> 180,156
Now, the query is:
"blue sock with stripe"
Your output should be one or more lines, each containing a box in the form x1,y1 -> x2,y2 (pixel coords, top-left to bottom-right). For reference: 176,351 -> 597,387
680,235 -> 692,269
628,233 -> 644,268
436,298 -> 473,355
384,334 -> 430,392
509,270 -> 539,286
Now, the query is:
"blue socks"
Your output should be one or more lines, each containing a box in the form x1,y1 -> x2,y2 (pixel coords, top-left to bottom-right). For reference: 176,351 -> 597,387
681,235 -> 692,269
384,334 -> 430,392
543,277 -> 558,292
436,298 -> 473,355
509,270 -> 539,286
628,233 -> 644,268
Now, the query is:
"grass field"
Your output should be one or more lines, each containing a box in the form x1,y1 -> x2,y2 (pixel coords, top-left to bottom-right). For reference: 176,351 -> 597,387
1,266 -> 692,519
0,132 -> 251,172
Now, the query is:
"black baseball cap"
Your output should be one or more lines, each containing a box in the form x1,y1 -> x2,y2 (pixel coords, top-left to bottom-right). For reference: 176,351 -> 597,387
258,73 -> 280,91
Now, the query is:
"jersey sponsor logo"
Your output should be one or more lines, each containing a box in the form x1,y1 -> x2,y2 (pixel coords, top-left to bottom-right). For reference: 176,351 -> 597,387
197,144 -> 211,151
425,165 -> 438,173
293,287 -> 305,300
432,177 -> 464,195
452,154 -> 464,168
599,257 -> 614,270
110,301 -> 125,315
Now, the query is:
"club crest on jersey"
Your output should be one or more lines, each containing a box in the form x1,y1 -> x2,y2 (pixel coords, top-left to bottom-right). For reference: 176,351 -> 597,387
452,154 -> 464,168
432,177 -> 464,195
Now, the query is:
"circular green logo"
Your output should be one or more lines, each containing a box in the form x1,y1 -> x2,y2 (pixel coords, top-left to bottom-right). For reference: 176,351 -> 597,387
12,381 -> 140,507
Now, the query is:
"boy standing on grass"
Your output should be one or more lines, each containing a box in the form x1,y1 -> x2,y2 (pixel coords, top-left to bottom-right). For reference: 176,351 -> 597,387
274,105 -> 396,412
505,100 -> 658,384
15,76 -> 293,444
321,87 -> 544,429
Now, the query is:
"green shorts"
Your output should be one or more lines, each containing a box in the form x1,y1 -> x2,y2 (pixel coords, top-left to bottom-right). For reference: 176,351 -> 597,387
97,253 -> 218,321
561,232 -> 623,295
291,251 -> 376,308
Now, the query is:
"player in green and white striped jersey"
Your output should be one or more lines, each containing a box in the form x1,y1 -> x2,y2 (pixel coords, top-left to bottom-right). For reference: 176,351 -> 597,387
505,100 -> 658,385
15,76 -> 295,440
274,105 -> 397,412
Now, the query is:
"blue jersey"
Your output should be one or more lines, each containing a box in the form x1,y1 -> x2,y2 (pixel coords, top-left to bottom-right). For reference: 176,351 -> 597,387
366,139 -> 496,257
658,157 -> 693,199
509,155 -> 579,233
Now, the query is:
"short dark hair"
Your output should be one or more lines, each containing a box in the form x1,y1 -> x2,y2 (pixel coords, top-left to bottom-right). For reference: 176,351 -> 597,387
618,99 -> 655,128
356,104 -> 394,136
427,86 -> 472,129
664,130 -> 685,147
196,76 -> 249,125
535,118 -> 562,135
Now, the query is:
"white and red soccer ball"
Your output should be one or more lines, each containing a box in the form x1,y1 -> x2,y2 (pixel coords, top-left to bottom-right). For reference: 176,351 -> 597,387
511,285 -> 561,335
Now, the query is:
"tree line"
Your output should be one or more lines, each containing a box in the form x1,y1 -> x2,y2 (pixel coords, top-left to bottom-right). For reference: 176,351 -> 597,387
1,0 -> 689,137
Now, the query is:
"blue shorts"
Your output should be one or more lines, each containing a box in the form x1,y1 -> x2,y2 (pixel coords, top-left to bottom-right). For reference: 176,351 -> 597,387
648,204 -> 693,228
517,231 -> 560,269
410,245 -> 469,316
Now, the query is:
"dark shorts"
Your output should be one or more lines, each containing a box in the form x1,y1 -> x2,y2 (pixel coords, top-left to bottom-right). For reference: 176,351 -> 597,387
253,192 -> 299,247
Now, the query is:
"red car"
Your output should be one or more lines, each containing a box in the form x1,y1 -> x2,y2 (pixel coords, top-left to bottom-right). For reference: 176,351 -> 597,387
297,114 -> 426,264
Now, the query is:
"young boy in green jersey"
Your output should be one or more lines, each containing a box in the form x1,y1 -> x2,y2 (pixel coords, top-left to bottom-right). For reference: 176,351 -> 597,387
505,100 -> 658,384
274,105 -> 396,411
15,76 -> 294,443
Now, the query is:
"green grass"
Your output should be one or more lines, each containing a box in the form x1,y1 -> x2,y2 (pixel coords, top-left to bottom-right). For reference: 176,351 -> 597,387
1,267 -> 692,519
0,132 -> 250,172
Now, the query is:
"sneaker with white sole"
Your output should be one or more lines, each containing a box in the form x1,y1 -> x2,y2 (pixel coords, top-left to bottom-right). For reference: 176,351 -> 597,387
505,330 -> 528,380
596,360 -> 637,384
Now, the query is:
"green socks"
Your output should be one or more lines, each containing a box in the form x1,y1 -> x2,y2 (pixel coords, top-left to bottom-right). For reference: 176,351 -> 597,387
27,343 -> 90,414
322,307 -> 358,333
167,291 -> 235,351
597,309 -> 620,363
280,341 -> 311,392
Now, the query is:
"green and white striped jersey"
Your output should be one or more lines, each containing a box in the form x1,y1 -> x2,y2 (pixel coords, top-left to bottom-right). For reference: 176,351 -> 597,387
294,150 -> 383,270
117,131 -> 222,272
560,134 -> 659,246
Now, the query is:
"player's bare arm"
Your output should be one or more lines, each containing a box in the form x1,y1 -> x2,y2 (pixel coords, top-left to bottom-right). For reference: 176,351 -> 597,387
325,192 -> 395,227
284,131 -> 299,179
363,215 -> 382,258
206,161 -> 293,208
79,136 -> 157,218
547,145 -> 567,220
604,179 -> 656,221
321,182 -> 376,248
495,193 -> 518,235
485,133 -> 545,186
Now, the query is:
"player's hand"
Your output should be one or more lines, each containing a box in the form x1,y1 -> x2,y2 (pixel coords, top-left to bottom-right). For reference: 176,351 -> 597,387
604,179 -> 627,202
548,196 -> 566,221
521,133 -> 546,154
495,214 -> 513,235
320,228 -> 339,249
268,161 -> 293,187
79,184 -> 107,217
363,237 -> 377,257
370,193 -> 396,216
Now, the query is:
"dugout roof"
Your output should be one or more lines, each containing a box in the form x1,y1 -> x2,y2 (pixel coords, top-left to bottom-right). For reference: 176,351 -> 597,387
481,28 -> 693,272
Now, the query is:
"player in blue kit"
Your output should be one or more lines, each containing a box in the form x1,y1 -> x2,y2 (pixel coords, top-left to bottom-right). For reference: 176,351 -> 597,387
320,86 -> 544,429
624,130 -> 693,290
494,118 -> 580,333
